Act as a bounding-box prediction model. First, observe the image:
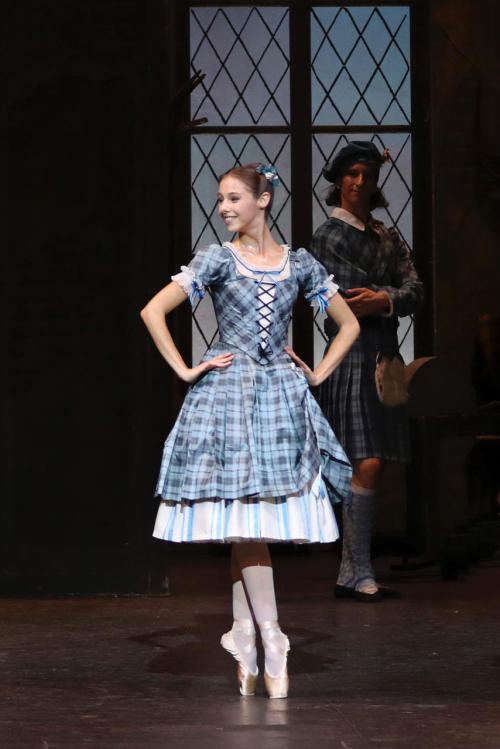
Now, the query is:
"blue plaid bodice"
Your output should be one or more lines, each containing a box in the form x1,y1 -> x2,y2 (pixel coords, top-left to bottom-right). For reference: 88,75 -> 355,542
179,244 -> 335,364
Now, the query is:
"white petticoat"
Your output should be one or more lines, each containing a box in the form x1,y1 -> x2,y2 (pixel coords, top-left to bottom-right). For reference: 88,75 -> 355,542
153,471 -> 339,544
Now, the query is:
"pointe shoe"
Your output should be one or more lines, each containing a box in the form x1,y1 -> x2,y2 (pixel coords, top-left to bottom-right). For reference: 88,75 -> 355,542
220,622 -> 258,696
260,621 -> 290,699
264,668 -> 289,700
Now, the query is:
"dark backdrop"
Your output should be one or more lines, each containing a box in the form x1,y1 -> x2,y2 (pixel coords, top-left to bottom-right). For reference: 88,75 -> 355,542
1,0 -> 184,591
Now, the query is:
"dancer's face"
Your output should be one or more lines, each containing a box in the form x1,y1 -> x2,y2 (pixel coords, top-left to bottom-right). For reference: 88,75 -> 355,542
217,175 -> 269,234
337,161 -> 378,213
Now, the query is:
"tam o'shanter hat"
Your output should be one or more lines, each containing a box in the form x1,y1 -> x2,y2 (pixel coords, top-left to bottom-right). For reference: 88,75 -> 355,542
322,141 -> 388,183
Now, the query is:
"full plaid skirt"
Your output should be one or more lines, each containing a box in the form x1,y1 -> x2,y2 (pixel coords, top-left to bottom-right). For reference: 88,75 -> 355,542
154,345 -> 352,543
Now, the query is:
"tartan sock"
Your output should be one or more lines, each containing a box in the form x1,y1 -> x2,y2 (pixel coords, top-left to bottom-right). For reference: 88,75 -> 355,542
337,484 -> 377,592
337,500 -> 356,587
349,485 -> 377,593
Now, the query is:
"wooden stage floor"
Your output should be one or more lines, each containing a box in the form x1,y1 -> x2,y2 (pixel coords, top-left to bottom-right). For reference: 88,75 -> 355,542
2,546 -> 500,748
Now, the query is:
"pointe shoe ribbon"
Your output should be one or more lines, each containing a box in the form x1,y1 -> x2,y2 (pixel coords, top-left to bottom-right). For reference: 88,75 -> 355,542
220,619 -> 258,696
260,620 -> 290,699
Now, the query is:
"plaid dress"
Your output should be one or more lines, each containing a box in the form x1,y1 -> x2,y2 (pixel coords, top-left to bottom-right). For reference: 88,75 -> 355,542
310,213 -> 424,462
153,244 -> 352,543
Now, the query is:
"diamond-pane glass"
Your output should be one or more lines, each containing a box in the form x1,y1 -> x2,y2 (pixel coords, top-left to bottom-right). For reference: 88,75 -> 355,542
191,7 -> 290,126
190,134 -> 291,364
311,6 -> 410,126
312,133 -> 414,365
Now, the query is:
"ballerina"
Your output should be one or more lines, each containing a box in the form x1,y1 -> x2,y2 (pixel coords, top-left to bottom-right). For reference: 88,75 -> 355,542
140,162 -> 359,697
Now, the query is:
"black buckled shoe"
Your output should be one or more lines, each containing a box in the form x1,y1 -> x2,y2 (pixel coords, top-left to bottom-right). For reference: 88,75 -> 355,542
334,584 -> 356,599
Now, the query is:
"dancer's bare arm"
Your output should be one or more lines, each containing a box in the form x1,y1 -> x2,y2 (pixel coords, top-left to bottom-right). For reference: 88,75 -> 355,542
141,282 -> 233,383
285,293 -> 359,387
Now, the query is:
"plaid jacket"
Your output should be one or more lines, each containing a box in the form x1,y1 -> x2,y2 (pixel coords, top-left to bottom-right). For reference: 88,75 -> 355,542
311,216 -> 423,347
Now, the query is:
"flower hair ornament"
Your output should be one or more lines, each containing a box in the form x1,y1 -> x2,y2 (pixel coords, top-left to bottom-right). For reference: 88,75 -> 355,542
256,163 -> 280,186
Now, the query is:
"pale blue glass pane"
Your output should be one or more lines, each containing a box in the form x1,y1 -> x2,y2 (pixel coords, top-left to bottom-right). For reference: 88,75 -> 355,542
190,7 -> 290,126
311,6 -> 410,126
190,134 -> 291,363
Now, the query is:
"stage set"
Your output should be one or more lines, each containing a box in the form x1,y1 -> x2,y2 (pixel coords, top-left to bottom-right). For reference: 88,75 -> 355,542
2,1 -> 500,747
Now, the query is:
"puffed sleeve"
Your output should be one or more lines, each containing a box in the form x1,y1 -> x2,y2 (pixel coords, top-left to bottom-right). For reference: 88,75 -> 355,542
370,227 -> 424,318
292,247 -> 339,312
171,244 -> 231,307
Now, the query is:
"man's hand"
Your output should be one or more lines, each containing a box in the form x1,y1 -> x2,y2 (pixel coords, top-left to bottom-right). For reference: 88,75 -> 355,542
346,288 -> 391,318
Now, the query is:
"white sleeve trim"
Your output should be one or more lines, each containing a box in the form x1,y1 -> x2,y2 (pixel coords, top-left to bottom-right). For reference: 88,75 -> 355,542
323,276 -> 340,301
307,275 -> 339,310
171,266 -> 200,298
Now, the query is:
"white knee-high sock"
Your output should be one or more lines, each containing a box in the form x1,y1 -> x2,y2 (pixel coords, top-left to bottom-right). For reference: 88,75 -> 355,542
241,566 -> 278,623
232,580 -> 254,623
241,565 -> 288,678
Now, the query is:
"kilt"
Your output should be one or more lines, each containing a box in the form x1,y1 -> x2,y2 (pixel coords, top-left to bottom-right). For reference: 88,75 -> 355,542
318,323 -> 410,462
153,345 -> 352,543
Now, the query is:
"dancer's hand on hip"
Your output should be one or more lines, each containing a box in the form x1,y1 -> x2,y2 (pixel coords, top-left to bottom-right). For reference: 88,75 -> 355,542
182,352 -> 234,383
284,346 -> 319,387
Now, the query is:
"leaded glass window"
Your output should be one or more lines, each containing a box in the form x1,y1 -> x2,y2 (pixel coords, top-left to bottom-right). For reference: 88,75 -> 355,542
310,6 -> 414,365
311,6 -> 411,126
191,6 -> 290,127
187,4 -> 415,365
